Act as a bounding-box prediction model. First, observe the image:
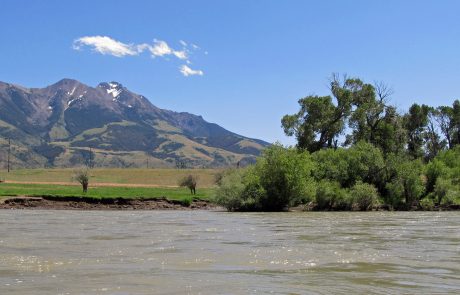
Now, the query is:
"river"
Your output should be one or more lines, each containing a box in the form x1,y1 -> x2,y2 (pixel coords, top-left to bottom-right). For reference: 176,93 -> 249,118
0,211 -> 459,294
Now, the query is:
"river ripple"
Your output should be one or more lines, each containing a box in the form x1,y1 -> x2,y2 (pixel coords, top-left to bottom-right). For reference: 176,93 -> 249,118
0,211 -> 459,294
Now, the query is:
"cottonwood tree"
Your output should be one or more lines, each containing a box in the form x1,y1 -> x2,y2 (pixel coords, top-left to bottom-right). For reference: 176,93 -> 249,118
404,103 -> 430,159
282,74 -> 361,152
282,75 -> 406,155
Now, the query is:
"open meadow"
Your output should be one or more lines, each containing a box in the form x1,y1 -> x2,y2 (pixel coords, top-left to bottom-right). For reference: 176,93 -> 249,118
0,168 -> 219,201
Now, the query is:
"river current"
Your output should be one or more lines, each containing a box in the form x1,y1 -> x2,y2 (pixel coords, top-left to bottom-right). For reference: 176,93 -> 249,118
0,210 -> 459,294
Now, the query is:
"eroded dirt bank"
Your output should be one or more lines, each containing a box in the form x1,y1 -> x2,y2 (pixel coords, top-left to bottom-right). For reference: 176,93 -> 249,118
0,196 -> 217,210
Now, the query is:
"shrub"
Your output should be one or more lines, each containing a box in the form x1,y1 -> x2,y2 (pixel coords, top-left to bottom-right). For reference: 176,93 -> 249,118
312,148 -> 349,186
214,169 -> 230,186
346,142 -> 385,188
350,181 -> 379,211
179,174 -> 198,195
214,168 -> 263,211
215,144 -> 315,211
425,159 -> 448,194
312,141 -> 385,189
315,181 -> 352,210
432,178 -> 460,206
255,144 -> 315,210
73,170 -> 89,193
385,159 -> 425,209
419,197 -> 435,210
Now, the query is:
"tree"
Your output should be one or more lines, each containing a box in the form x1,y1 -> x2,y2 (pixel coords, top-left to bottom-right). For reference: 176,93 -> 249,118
404,103 -> 430,159
346,81 -> 389,146
424,109 -> 447,161
372,106 -> 407,156
179,174 -> 198,195
433,100 -> 460,149
283,75 -> 406,156
282,75 -> 368,152
74,170 -> 89,193
282,95 -> 345,152
452,100 -> 460,147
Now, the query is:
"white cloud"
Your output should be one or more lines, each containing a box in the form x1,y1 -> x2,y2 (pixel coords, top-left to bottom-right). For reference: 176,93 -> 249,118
149,40 -> 172,56
180,65 -> 204,77
73,36 -> 138,57
148,40 -> 187,60
74,35 -> 203,76
173,50 -> 187,60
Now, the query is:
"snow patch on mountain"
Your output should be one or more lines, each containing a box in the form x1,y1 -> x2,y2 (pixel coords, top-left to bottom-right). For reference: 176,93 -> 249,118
106,83 -> 122,99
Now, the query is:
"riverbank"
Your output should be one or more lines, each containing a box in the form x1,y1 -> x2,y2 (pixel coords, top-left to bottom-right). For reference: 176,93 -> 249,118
1,196 -> 458,211
0,196 -> 217,210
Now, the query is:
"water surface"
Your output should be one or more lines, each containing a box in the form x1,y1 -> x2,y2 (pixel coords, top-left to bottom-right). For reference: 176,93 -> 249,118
0,211 -> 459,294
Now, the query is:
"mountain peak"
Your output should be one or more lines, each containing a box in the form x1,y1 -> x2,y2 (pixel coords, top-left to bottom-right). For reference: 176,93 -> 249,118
52,78 -> 82,87
97,81 -> 124,98
0,78 -> 269,168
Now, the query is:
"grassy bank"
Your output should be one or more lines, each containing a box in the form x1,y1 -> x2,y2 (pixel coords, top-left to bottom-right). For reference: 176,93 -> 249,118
0,183 -> 214,201
0,168 -> 221,188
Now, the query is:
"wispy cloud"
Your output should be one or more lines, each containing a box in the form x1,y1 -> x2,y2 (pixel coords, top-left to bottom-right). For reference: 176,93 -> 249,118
73,36 -> 138,57
73,35 -> 204,77
180,65 -> 204,77
148,39 -> 187,60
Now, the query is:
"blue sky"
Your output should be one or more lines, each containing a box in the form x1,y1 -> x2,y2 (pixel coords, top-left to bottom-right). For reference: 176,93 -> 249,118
1,0 -> 459,144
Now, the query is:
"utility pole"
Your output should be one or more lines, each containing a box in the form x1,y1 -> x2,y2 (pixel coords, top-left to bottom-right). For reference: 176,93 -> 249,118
7,138 -> 11,173
89,145 -> 93,168
146,157 -> 149,169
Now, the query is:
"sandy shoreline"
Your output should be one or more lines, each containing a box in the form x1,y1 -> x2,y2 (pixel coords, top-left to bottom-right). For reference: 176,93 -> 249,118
0,196 -> 217,210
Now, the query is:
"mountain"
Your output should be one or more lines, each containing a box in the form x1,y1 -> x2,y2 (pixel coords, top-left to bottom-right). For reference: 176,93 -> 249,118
0,79 -> 269,168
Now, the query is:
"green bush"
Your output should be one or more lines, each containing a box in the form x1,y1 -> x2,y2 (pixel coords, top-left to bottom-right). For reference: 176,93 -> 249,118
346,142 -> 385,188
434,147 -> 460,186
419,197 -> 435,210
215,144 -> 315,211
255,144 -> 315,210
350,181 -> 380,211
433,178 -> 460,206
385,159 -> 425,209
312,141 -> 385,189
425,159 -> 448,194
433,178 -> 451,205
314,181 -> 352,210
312,148 -> 349,186
441,191 -> 457,206
214,169 -> 248,211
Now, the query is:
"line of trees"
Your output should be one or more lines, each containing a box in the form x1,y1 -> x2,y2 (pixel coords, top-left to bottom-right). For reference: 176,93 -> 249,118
215,75 -> 460,211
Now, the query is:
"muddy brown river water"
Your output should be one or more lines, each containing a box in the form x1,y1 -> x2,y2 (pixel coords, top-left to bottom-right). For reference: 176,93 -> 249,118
0,210 -> 459,294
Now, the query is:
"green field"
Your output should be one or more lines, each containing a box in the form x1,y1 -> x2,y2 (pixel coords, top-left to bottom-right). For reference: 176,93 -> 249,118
0,183 -> 215,201
0,168 -> 219,201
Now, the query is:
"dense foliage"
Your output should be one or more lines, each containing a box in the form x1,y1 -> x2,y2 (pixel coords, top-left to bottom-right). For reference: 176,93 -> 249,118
215,75 -> 460,211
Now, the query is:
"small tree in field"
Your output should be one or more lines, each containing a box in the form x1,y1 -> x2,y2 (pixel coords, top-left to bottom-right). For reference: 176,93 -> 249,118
74,170 -> 89,193
179,175 -> 198,195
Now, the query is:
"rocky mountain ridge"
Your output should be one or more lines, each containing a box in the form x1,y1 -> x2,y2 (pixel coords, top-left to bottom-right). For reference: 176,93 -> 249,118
0,79 -> 268,168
